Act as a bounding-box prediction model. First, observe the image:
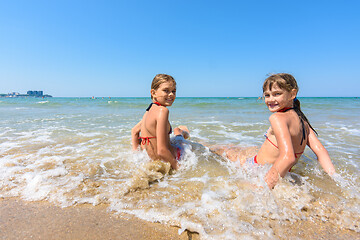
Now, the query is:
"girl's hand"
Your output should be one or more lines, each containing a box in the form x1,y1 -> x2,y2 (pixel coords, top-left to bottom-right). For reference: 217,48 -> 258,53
131,120 -> 142,151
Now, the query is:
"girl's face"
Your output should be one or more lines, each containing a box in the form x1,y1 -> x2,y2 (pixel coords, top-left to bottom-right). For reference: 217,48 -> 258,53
151,81 -> 176,107
263,83 -> 296,112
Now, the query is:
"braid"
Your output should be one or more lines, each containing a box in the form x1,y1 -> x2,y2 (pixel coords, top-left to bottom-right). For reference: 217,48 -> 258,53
293,98 -> 317,135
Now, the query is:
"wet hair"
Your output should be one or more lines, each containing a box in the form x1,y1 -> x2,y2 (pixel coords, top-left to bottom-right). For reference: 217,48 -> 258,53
263,73 -> 317,135
151,74 -> 176,99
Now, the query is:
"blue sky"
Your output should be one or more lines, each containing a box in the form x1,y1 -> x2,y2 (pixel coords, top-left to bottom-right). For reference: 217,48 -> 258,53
0,0 -> 359,97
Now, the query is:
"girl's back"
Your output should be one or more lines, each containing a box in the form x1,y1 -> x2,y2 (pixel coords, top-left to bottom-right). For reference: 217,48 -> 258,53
257,109 -> 309,165
140,104 -> 171,160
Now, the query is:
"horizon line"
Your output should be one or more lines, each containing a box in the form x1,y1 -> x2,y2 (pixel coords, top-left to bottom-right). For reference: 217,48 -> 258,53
16,96 -> 359,98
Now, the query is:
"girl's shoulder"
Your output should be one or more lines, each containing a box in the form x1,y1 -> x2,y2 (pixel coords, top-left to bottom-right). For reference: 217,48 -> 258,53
270,110 -> 300,121
149,105 -> 169,120
148,104 -> 169,113
269,111 -> 289,122
268,112 -> 293,130
155,105 -> 169,114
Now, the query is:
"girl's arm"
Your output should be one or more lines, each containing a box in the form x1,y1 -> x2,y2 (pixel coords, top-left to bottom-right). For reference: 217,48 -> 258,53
131,120 -> 142,151
156,107 -> 178,170
307,129 -> 335,175
265,114 -> 296,189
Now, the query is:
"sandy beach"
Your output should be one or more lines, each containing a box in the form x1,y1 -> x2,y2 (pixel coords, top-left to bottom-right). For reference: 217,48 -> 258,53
0,198 -> 195,240
1,197 -> 359,240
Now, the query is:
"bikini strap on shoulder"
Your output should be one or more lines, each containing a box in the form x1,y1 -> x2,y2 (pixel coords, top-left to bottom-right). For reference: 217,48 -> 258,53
146,102 -> 162,111
278,107 -> 294,112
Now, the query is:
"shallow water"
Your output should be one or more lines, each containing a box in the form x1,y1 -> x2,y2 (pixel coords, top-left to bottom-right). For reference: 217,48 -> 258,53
0,97 -> 359,239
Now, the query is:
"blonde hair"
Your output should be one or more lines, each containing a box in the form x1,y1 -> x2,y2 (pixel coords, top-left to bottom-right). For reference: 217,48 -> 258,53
263,73 -> 317,135
151,74 -> 176,99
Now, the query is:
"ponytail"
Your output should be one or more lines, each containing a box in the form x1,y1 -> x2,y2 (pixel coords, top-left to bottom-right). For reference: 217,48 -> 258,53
293,98 -> 317,135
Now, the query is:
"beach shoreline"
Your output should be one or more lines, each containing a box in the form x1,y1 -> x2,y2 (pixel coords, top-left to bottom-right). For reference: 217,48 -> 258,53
1,197 -> 359,240
0,197 -> 194,240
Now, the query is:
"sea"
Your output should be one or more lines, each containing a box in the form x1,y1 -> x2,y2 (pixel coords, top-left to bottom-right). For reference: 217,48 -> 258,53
0,97 -> 359,239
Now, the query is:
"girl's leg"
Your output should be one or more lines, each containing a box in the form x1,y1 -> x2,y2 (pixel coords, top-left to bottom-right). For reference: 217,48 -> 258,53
174,125 -> 190,139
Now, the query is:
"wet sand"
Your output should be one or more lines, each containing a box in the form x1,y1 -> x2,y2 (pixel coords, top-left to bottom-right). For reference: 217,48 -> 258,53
0,198 -> 196,240
1,197 -> 359,240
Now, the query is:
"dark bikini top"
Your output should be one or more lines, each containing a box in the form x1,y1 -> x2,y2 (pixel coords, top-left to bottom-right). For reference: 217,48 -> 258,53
139,102 -> 172,145
264,107 -> 306,158
146,101 -> 161,111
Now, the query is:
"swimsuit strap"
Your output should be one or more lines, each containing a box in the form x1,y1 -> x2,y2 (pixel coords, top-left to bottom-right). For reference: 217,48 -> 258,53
146,101 -> 162,111
277,107 -> 294,112
264,132 -> 304,157
146,103 -> 153,111
295,151 -> 304,158
265,135 -> 304,157
264,134 -> 279,149
139,136 -> 156,145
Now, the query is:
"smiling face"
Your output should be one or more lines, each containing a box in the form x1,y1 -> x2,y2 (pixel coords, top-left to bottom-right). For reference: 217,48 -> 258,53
263,83 -> 296,112
151,81 -> 177,107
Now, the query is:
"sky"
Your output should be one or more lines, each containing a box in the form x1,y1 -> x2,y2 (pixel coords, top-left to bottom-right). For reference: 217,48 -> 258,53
0,0 -> 359,97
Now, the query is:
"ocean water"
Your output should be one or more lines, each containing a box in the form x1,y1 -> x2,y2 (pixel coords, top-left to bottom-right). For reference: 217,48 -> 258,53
0,97 -> 359,239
